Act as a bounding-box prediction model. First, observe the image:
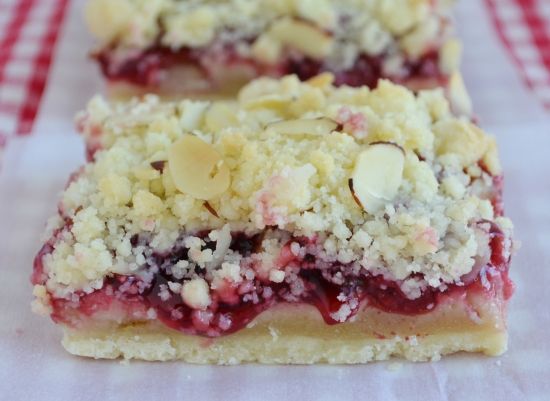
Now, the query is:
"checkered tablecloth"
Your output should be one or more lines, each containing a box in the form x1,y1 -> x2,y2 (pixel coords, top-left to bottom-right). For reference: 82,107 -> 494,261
485,0 -> 550,110
0,0 -> 549,150
0,0 -> 68,145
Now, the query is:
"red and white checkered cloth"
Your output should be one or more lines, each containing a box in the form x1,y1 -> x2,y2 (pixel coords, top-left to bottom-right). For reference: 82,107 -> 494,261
0,0 -> 69,146
486,0 -> 550,110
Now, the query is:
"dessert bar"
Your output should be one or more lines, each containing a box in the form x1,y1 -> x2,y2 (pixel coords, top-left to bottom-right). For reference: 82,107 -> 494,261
86,0 -> 470,114
32,75 -> 513,363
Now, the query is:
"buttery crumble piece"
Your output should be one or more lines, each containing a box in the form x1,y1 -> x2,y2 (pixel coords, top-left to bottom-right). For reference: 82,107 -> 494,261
33,74 -> 513,363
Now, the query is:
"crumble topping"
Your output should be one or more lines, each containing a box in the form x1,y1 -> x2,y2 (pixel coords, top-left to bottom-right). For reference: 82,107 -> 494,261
41,75 -> 511,303
31,285 -> 52,316
86,0 -> 457,72
181,278 -> 212,310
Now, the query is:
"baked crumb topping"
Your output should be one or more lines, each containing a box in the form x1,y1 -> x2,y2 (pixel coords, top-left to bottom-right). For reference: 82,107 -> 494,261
86,0 -> 458,72
42,75 -> 511,303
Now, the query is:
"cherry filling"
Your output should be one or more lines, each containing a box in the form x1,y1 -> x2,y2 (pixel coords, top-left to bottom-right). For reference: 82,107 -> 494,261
33,220 -> 513,338
95,43 -> 444,90
287,51 -> 443,89
96,46 -> 200,87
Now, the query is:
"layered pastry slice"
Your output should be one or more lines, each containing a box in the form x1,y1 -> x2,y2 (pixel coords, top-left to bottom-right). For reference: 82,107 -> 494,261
85,0 -> 470,114
32,75 -> 513,363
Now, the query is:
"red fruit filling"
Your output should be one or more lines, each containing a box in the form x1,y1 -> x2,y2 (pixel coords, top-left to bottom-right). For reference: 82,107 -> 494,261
32,219 -> 512,337
95,43 -> 444,90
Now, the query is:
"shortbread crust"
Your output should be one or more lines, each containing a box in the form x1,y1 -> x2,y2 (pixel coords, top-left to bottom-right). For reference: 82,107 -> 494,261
62,291 -> 508,363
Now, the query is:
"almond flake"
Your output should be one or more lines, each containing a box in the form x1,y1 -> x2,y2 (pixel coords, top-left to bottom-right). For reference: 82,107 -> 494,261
350,142 -> 405,213
168,135 -> 230,200
267,117 -> 337,136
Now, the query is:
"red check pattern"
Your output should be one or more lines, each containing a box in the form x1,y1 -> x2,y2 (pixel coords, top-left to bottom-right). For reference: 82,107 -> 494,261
485,0 -> 550,110
0,0 -> 69,145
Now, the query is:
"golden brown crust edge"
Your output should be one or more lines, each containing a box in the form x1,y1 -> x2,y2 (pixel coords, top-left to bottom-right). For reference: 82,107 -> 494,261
61,301 -> 507,364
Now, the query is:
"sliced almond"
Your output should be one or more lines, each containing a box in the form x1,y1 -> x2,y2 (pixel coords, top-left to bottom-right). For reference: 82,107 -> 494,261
369,141 -> 406,153
350,142 -> 405,213
267,117 -> 337,136
268,18 -> 333,59
203,201 -> 219,218
168,135 -> 230,200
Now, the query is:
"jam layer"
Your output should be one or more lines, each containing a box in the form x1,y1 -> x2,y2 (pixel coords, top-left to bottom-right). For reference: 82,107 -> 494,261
33,221 -> 513,338
95,45 -> 444,91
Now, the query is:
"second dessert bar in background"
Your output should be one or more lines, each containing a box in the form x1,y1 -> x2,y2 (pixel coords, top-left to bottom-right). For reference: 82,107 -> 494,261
86,0 -> 471,114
